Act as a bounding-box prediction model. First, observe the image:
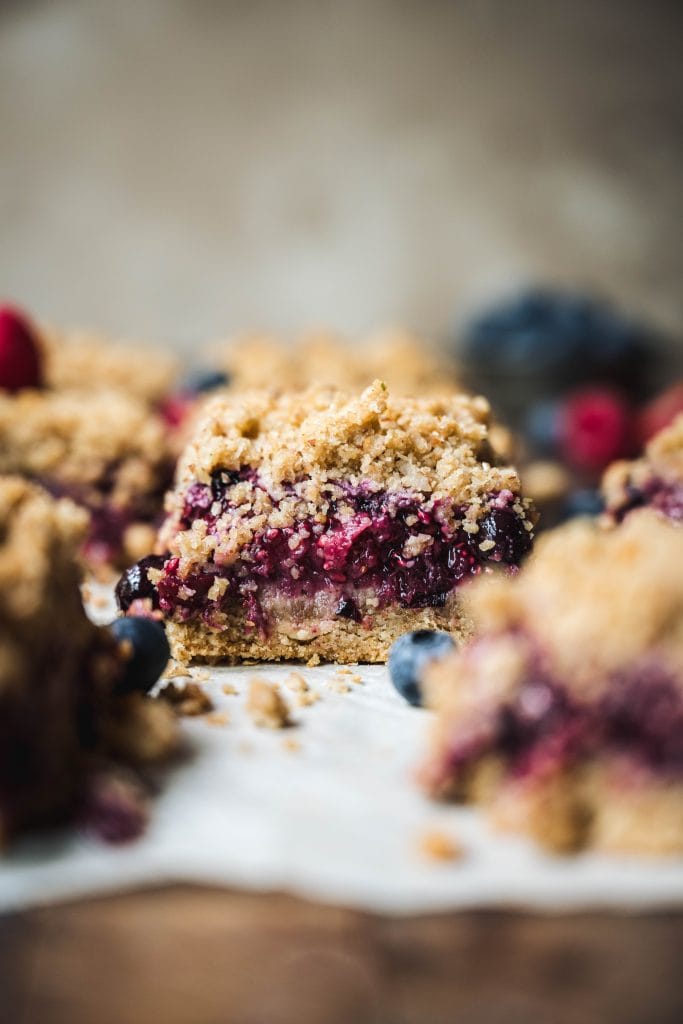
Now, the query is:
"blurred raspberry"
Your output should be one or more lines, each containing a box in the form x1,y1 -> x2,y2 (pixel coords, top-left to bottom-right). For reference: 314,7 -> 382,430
159,392 -> 193,428
559,388 -> 633,472
0,305 -> 44,392
636,381 -> 683,445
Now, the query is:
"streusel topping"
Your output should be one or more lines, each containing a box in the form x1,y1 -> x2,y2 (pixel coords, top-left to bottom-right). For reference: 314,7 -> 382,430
210,329 -> 460,396
0,389 -> 171,503
436,512 -> 683,703
39,323 -> 179,404
174,380 -> 519,504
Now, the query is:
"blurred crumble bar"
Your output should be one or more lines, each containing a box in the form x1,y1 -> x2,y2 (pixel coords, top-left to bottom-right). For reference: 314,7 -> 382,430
421,512 -> 683,855
0,477 -> 178,846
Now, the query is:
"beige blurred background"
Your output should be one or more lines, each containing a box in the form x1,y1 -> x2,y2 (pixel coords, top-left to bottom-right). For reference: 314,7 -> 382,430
0,0 -> 681,351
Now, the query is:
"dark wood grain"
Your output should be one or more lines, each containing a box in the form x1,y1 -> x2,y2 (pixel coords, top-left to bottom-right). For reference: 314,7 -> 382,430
1,886 -> 682,1024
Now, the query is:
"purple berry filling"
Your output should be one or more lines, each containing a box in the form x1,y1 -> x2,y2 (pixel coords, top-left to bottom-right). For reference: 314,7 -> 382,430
443,656 -> 683,785
118,475 -> 533,633
615,478 -> 683,524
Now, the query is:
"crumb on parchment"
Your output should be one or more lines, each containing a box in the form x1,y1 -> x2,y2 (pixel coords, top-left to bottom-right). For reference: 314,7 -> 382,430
284,671 -> 308,693
246,677 -> 292,729
221,682 -> 238,695
159,681 -> 214,717
206,711 -> 231,727
418,829 -> 464,862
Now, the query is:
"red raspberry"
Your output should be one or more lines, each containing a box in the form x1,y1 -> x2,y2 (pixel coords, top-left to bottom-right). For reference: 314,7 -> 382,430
0,305 -> 44,392
636,381 -> 683,445
559,388 -> 633,472
159,392 -> 194,428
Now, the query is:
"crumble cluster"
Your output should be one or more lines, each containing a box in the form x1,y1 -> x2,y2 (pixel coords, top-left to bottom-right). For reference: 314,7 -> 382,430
0,478 -> 178,843
602,413 -> 683,516
38,322 -> 180,406
162,380 -> 532,570
210,328 -> 461,396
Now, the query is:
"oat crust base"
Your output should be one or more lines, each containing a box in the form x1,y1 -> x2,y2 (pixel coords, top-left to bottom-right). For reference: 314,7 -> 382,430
167,604 -> 472,664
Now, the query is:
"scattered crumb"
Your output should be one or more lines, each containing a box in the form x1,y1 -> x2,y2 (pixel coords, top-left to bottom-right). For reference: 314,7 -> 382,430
418,829 -> 464,863
206,711 -> 231,727
162,660 -> 192,681
237,740 -> 254,754
159,681 -> 214,717
350,673 -> 363,684
295,689 -> 320,707
246,677 -> 292,729
335,667 -> 352,676
284,671 -> 309,693
190,667 -> 211,682
221,682 -> 238,696
327,677 -> 351,694
281,737 -> 301,753
306,653 -> 321,667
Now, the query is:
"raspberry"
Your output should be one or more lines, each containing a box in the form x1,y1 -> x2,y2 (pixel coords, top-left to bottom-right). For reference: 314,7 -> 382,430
559,388 -> 633,472
159,392 -> 193,428
0,305 -> 44,392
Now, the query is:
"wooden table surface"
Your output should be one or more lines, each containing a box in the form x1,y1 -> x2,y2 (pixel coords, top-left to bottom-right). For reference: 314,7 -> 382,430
2,885 -> 682,1024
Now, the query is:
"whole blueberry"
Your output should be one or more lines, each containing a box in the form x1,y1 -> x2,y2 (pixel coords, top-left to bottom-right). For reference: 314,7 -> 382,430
110,617 -> 170,694
388,630 -> 456,707
561,488 -> 604,521
181,368 -> 230,395
115,554 -> 165,612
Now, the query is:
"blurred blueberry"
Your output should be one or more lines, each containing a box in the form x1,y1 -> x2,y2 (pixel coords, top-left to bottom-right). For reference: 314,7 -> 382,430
181,368 -> 230,395
111,616 -> 170,694
458,287 -> 659,398
388,630 -> 456,707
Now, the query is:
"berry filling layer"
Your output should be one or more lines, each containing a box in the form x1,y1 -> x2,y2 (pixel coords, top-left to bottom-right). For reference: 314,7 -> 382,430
118,475 -> 533,634
435,650 -> 683,792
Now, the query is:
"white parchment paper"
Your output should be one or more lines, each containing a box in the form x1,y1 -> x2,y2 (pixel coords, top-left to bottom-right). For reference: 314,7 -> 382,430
1,588 -> 682,916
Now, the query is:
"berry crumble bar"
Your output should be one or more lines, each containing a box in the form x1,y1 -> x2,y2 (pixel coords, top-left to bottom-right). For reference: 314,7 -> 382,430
118,381 -> 536,663
602,413 -> 683,525
0,478 -> 178,844
421,513 -> 683,854
0,389 -> 174,574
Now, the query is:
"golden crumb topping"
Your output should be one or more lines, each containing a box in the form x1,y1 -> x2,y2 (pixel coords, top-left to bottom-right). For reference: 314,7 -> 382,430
210,328 -> 460,396
0,389 -> 171,505
175,380 -> 517,501
39,323 -> 179,404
